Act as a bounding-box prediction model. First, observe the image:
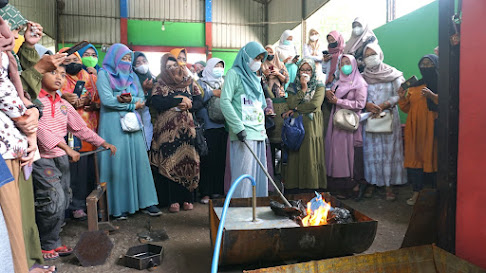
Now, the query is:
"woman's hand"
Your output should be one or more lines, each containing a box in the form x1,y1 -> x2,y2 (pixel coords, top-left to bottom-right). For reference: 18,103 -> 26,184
212,89 -> 222,98
282,110 -> 294,119
397,87 -> 407,99
86,67 -> 97,75
15,107 -> 39,134
142,78 -> 153,93
263,69 -> 271,77
135,101 -> 145,110
328,94 -> 338,104
175,95 -> 192,111
117,94 -> 132,103
20,134 -> 38,167
24,22 -> 43,47
62,92 -> 78,105
101,142 -> 117,156
325,89 -> 335,101
323,54 -> 332,62
421,87 -> 434,98
283,56 -> 292,63
365,102 -> 382,114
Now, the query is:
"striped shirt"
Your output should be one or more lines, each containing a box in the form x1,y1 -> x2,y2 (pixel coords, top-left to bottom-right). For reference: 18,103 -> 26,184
37,89 -> 105,158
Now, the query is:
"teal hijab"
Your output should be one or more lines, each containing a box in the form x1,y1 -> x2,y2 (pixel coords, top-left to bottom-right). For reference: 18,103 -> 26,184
232,41 -> 268,102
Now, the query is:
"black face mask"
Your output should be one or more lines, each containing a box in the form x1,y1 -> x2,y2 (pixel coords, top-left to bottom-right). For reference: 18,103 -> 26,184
65,63 -> 83,75
267,55 -> 275,61
329,42 -> 338,48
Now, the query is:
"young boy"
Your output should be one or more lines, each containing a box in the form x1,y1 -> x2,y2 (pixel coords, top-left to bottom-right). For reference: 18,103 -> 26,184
33,64 -> 116,259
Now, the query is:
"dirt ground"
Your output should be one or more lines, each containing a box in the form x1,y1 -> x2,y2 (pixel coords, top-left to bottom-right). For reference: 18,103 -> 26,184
49,185 -> 413,273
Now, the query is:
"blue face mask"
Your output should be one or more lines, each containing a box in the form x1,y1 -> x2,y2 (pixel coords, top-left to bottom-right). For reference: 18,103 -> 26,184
341,64 -> 353,75
283,40 -> 292,46
213,67 -> 224,78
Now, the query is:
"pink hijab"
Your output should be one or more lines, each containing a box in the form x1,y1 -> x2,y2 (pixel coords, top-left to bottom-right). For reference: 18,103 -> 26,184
0,16 -> 24,100
334,54 -> 367,98
327,31 -> 345,78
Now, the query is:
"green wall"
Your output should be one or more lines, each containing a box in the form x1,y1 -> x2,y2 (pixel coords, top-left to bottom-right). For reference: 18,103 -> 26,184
57,43 -> 106,66
373,0 -> 438,122
127,20 -> 205,47
212,49 -> 239,73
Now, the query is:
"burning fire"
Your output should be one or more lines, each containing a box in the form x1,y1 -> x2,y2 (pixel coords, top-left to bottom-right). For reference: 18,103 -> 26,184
301,194 -> 332,227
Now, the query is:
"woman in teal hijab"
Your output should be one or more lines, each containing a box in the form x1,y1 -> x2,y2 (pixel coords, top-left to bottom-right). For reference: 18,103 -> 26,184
220,41 -> 269,198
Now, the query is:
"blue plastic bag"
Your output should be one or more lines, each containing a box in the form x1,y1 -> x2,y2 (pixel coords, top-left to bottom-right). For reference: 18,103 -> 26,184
281,114 -> 305,151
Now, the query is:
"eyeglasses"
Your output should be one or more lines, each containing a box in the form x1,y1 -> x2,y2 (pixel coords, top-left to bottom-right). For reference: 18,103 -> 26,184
83,53 -> 97,58
300,69 -> 312,73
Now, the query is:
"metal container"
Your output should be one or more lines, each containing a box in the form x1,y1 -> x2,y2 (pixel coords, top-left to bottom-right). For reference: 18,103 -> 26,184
245,245 -> 486,273
124,244 -> 163,270
209,193 -> 378,266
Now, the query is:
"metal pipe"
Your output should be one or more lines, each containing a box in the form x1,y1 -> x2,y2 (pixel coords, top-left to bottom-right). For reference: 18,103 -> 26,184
252,185 -> 257,222
242,141 -> 292,208
79,148 -> 109,157
211,174 -> 257,273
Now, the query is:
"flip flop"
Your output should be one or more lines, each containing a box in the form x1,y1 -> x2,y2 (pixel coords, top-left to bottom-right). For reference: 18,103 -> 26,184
53,245 -> 73,256
41,249 -> 59,261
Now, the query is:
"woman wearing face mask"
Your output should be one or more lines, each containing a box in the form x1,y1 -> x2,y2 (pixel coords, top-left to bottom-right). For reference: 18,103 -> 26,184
343,18 -> 378,72
59,48 -> 101,220
303,29 -> 325,79
361,43 -> 406,201
97,44 -> 161,219
132,51 -> 154,150
275,30 -> 299,91
149,53 -> 203,213
77,43 -> 100,75
282,58 -> 327,192
220,41 -> 269,198
195,58 -> 227,204
398,54 -> 438,206
325,55 -> 367,199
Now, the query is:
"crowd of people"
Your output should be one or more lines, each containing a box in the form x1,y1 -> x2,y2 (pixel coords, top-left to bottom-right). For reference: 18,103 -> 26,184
0,1 -> 439,271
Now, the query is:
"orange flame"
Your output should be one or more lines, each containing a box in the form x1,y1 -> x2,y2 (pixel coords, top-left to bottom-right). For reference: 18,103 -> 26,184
301,201 -> 332,227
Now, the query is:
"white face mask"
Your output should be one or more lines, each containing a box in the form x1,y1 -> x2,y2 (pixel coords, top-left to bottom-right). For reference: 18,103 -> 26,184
213,67 -> 224,78
364,55 -> 381,68
353,26 -> 364,36
310,35 -> 319,42
249,59 -> 262,72
134,64 -> 149,74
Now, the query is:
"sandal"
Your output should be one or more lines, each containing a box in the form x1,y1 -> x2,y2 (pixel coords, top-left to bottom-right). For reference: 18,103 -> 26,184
30,264 -> 57,273
53,245 -> 73,256
183,202 -> 194,211
41,250 -> 59,261
169,203 -> 180,213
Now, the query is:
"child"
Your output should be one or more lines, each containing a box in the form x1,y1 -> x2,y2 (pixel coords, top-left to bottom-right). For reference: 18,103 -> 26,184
32,64 -> 116,260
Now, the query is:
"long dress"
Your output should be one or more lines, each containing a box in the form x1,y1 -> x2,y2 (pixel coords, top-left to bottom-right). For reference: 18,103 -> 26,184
398,84 -> 438,173
285,85 -> 327,190
97,70 -> 158,216
363,78 -> 407,187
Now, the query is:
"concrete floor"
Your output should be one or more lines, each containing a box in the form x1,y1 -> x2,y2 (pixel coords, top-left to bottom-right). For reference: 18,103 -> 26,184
49,185 -> 413,272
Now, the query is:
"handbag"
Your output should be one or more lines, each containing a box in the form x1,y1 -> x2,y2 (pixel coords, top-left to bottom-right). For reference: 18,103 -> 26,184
193,113 -> 208,157
333,109 -> 360,132
207,96 -> 225,123
120,112 -> 142,132
366,111 -> 393,133
281,114 -> 305,151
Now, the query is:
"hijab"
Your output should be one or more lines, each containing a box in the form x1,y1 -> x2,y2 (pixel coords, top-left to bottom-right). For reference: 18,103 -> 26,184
157,53 -> 192,91
132,51 -> 154,87
34,44 -> 53,56
343,17 -> 378,55
276,30 -> 297,61
334,54 -> 368,98
200,57 -> 224,89
327,30 -> 345,78
307,29 -> 322,56
0,15 -> 23,100
77,43 -> 100,71
291,58 -> 324,102
101,43 -> 138,95
361,42 -> 403,84
0,4 -> 27,31
170,48 -> 187,64
232,41 -> 268,102
414,54 -> 439,112
59,47 -> 98,97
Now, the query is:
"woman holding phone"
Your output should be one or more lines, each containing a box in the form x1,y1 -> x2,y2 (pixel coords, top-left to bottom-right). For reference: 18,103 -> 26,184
149,53 -> 203,213
97,44 -> 161,219
275,30 -> 299,90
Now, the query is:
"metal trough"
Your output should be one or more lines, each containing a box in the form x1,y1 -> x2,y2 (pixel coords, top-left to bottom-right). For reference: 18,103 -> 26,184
209,193 -> 377,266
245,245 -> 486,273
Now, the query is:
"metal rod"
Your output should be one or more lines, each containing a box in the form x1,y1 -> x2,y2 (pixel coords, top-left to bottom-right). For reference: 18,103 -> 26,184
79,148 -> 109,157
242,140 -> 292,208
252,185 -> 257,222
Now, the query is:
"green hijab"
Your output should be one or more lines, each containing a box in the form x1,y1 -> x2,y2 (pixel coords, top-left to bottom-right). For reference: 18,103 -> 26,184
0,4 -> 27,31
231,41 -> 268,103
290,57 -> 324,97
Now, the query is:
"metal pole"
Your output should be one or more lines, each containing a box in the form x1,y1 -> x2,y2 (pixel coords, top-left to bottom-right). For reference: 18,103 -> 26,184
243,141 -> 292,208
252,185 -> 256,222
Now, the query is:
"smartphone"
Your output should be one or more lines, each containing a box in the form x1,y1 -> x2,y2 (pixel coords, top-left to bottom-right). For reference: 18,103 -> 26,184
121,92 -> 131,96
322,50 -> 329,55
73,81 -> 85,97
173,97 -> 183,104
401,75 -> 418,90
293,55 -> 300,60
269,65 -> 274,71
65,41 -> 89,56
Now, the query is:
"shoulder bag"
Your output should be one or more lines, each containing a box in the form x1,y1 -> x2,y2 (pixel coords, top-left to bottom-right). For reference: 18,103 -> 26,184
366,110 -> 393,133
120,111 -> 142,132
333,109 -> 360,132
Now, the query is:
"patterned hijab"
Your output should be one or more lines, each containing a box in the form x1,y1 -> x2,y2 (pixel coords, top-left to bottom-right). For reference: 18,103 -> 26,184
59,47 -> 98,98
290,58 -> 324,102
361,42 -> 403,84
157,53 -> 192,91
0,15 -> 23,100
334,54 -> 368,98
0,4 -> 27,31
101,43 -> 138,95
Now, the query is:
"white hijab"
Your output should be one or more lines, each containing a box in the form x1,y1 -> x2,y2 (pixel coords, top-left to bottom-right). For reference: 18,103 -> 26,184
343,17 -> 378,55
201,57 -> 225,89
276,30 -> 297,62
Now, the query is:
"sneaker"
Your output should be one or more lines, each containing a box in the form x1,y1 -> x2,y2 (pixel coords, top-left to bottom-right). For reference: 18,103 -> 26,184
142,205 -> 162,216
72,209 -> 87,220
115,213 -> 128,220
200,196 -> 210,204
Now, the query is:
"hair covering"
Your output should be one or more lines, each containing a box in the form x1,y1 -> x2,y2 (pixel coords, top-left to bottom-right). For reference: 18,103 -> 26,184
0,4 -> 27,31
327,30 -> 345,78
59,47 -> 81,61
59,47 -> 97,96
101,43 -> 138,94
195,60 -> 206,67
262,44 -> 288,95
361,42 -> 403,84
169,48 -> 187,62
0,15 -> 23,99
290,58 -> 324,102
200,57 -> 224,89
307,28 -> 322,54
77,43 -> 99,58
34,44 -> 52,56
343,17 -> 378,55
157,53 -> 192,90
276,30 -> 297,62
132,51 -> 154,87
231,41 -> 268,102
334,54 -> 368,97
262,45 -> 285,72
415,54 -> 439,112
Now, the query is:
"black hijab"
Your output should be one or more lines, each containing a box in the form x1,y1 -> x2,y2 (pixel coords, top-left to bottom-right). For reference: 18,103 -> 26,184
413,54 -> 439,112
132,51 -> 155,87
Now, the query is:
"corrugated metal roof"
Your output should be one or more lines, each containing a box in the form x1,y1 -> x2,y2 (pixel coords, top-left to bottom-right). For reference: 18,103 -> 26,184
129,0 -> 204,22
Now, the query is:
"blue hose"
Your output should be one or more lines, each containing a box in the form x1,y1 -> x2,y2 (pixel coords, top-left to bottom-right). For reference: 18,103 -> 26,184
211,174 -> 256,273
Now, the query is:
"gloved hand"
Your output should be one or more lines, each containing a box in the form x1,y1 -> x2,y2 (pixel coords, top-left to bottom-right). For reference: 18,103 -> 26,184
237,130 -> 247,142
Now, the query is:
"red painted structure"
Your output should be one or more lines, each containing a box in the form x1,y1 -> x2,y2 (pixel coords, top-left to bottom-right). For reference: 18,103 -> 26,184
455,0 -> 486,269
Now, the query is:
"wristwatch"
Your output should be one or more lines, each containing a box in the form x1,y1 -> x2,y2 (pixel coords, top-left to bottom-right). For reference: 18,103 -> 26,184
26,104 -> 43,119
